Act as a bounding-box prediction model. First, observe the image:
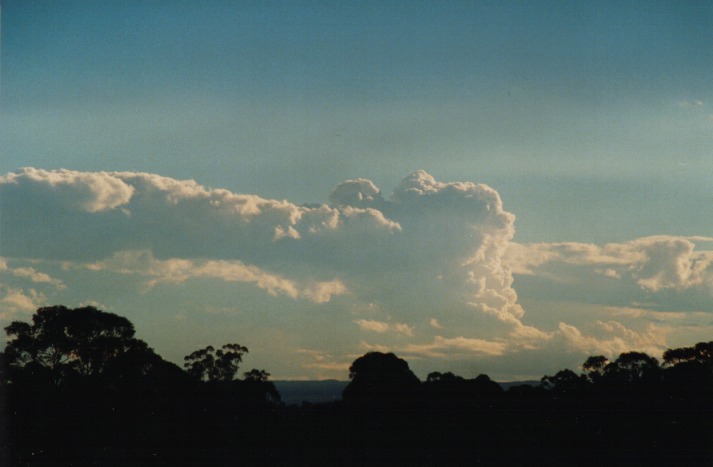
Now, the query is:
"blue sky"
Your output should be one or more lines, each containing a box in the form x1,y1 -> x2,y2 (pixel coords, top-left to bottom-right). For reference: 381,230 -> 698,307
2,1 -> 712,380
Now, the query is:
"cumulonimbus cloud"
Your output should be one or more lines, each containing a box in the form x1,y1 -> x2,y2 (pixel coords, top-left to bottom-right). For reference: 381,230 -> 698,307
3,167 -> 709,378
0,168 -> 519,317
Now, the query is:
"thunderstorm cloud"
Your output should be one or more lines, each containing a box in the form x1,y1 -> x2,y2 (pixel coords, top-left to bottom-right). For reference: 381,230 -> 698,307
1,168 -> 711,379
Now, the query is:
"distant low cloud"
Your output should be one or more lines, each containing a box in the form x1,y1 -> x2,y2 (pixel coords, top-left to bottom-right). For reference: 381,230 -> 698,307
361,335 -> 508,359
404,335 -> 508,358
294,348 -> 351,377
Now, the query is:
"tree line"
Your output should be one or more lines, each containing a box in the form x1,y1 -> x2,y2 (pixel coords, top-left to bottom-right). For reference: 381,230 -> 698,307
1,305 -> 711,465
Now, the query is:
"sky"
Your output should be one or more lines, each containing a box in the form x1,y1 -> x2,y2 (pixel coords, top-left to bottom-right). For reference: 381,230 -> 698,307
1,1 -> 712,381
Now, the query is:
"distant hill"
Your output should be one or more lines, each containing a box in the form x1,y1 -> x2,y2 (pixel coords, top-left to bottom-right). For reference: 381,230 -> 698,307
274,380 -> 349,406
274,380 -> 540,405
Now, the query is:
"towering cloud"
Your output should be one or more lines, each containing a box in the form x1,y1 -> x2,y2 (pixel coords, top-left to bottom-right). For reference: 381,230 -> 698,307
0,168 -> 400,262
2,168 -> 710,378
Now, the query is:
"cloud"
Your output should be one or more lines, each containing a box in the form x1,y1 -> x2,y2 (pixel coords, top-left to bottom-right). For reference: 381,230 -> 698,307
361,335 -> 508,359
406,336 -> 508,358
504,241 -> 637,275
79,300 -> 111,311
555,320 -> 668,358
294,348 -> 351,376
677,100 -> 704,107
329,178 -> 384,208
0,286 -> 47,319
6,266 -> 66,290
1,168 -> 534,371
505,236 -> 713,297
0,260 -> 64,321
602,305 -> 688,321
629,237 -> 713,292
1,167 -> 134,213
3,167 -> 708,379
79,250 -> 347,303
302,280 -> 349,304
354,319 -> 414,336
1,168 -> 520,325
393,323 -> 415,337
354,319 -> 391,333
0,167 -> 401,262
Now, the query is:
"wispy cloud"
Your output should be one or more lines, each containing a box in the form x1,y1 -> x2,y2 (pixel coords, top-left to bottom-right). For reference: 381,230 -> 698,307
677,99 -> 704,107
79,250 -> 347,303
354,319 -> 414,336
361,335 -> 508,359
0,260 -> 66,290
294,348 -> 351,376
403,336 -> 508,358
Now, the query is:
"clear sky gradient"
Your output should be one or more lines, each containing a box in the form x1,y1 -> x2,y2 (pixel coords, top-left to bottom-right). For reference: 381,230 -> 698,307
2,1 -> 712,380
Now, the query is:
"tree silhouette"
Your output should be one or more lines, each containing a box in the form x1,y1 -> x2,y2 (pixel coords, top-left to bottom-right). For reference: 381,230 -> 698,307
241,369 -> 281,404
183,343 -> 249,382
540,369 -> 587,395
101,338 -> 186,390
582,355 -> 609,383
424,371 -> 469,403
604,351 -> 661,384
662,342 -> 713,395
469,373 -> 504,396
244,368 -> 270,382
426,371 -> 464,383
4,305 -> 139,385
663,342 -> 713,366
342,351 -> 420,403
5,304 -> 712,466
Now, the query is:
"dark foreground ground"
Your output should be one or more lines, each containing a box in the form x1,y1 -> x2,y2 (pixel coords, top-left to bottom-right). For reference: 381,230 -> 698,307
3,379 -> 711,466
2,307 -> 711,466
